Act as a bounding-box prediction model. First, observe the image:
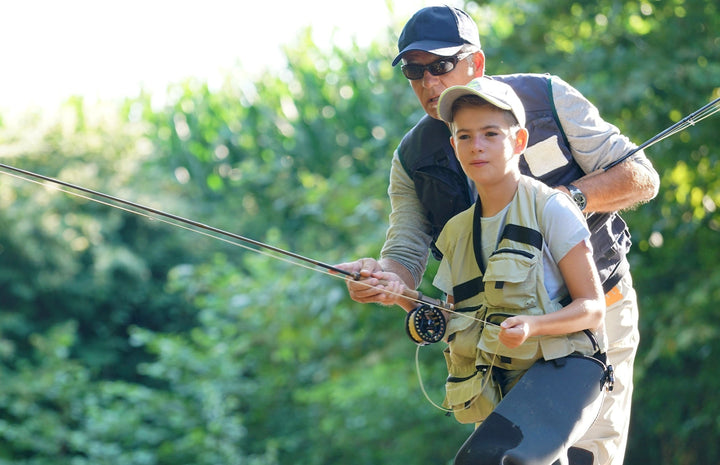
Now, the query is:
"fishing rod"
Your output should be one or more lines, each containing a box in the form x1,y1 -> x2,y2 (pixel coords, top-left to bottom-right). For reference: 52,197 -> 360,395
3,96 -> 716,312
603,95 -> 720,171
0,161 -> 451,311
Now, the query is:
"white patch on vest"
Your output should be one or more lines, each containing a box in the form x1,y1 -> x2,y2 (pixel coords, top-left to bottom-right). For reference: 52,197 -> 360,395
524,135 -> 568,177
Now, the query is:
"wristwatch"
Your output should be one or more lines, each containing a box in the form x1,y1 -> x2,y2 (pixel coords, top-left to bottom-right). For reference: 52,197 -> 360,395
566,183 -> 587,211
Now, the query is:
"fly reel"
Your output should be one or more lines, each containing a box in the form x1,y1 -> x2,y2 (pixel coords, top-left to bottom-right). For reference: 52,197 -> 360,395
405,304 -> 447,345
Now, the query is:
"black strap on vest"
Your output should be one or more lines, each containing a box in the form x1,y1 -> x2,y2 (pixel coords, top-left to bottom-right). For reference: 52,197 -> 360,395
545,76 -> 571,150
601,256 -> 629,294
501,224 -> 543,251
451,198 -> 489,303
453,277 -> 485,304
454,197 -> 547,304
472,199 -> 545,275
471,197 -> 486,273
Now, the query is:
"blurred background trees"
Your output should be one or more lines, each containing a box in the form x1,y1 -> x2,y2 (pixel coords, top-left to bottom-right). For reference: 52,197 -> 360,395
0,0 -> 718,463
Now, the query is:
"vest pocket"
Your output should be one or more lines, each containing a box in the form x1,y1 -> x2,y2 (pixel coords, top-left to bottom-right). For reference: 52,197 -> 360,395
443,348 -> 501,424
477,314 -> 542,371
540,331 -> 599,360
483,249 -> 539,309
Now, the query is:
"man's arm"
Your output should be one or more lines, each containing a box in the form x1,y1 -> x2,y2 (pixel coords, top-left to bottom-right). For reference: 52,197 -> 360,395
557,154 -> 659,213
379,151 -> 434,285
551,76 -> 660,212
335,150 -> 432,306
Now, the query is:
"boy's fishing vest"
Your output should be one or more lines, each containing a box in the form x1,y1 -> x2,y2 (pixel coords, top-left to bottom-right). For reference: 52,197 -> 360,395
398,73 -> 630,293
437,177 -> 605,424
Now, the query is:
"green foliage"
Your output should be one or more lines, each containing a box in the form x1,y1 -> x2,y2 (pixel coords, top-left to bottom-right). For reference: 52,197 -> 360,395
0,320 -> 275,465
143,252 -> 467,465
0,104 -> 198,381
0,0 -> 718,463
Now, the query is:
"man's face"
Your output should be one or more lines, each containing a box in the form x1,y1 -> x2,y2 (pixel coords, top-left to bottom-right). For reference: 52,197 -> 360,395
402,50 -> 482,120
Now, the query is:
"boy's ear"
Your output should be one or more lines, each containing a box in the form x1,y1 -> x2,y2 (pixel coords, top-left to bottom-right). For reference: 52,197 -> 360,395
449,135 -> 458,157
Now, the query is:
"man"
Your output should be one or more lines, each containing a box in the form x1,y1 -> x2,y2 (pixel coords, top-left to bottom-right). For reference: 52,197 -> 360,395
337,5 -> 659,465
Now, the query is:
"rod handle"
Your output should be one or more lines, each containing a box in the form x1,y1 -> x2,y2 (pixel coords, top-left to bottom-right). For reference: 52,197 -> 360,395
374,278 -> 453,311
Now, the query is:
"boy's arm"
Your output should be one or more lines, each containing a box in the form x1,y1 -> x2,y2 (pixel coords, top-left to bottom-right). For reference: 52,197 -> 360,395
500,240 -> 605,347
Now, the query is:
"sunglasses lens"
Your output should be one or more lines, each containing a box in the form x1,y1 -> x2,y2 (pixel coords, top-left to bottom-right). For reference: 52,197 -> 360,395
401,56 -> 459,80
401,65 -> 424,80
429,59 -> 455,76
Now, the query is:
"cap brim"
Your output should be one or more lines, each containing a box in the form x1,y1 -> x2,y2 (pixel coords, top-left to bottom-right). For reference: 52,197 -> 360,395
437,86 -> 512,122
392,41 -> 465,66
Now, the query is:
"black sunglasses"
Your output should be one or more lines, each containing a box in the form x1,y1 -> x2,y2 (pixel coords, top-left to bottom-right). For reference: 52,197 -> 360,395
400,53 -> 472,80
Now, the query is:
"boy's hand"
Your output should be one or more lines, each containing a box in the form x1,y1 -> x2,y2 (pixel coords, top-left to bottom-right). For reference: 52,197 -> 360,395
499,316 -> 532,348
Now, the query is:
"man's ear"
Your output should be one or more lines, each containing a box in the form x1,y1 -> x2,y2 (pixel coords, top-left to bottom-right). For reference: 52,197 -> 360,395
515,128 -> 529,154
471,51 -> 486,78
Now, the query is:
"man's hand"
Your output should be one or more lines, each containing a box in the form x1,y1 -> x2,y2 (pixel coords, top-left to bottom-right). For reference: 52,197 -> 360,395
335,258 -> 419,310
334,258 -> 396,305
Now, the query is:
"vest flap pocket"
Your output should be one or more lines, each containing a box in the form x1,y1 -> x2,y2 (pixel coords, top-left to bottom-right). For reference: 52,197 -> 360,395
446,310 -> 482,337
445,369 -> 489,404
540,331 -> 599,360
539,335 -> 575,361
477,321 -> 541,371
483,249 -> 537,283
443,366 -> 500,424
483,250 -> 539,309
445,320 -> 483,363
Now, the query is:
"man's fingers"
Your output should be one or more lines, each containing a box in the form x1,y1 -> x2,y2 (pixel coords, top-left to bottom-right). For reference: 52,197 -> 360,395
345,275 -> 404,304
346,276 -> 381,302
333,258 -> 382,276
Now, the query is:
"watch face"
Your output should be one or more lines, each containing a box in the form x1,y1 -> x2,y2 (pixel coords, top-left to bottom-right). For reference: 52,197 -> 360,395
573,192 -> 587,210
567,184 -> 586,211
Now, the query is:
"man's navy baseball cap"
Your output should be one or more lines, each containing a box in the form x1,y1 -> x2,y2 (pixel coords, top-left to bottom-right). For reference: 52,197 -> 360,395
392,5 -> 481,66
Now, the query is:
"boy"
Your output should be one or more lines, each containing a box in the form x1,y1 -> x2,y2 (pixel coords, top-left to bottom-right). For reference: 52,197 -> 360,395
399,77 -> 613,464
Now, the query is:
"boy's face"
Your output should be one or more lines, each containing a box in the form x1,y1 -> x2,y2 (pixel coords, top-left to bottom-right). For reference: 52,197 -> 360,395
450,105 -> 527,187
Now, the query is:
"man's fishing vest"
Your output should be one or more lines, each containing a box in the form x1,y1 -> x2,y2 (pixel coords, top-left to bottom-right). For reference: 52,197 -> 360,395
438,177 -> 604,424
398,73 -> 630,293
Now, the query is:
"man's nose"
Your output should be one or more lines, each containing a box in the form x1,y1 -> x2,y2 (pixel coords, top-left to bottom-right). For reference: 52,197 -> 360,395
421,70 -> 440,87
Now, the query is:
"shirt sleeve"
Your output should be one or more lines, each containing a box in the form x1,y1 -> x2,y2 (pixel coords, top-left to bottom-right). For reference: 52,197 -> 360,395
379,150 -> 432,287
432,258 -> 453,297
431,225 -> 455,296
542,193 -> 592,263
550,75 -> 655,173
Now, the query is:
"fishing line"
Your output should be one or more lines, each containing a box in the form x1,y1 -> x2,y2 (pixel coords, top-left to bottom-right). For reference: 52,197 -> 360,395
0,166 -> 348,276
4,95 -> 718,322
414,344 -> 452,413
0,162 -> 495,325
0,161 -> 356,277
414,337 -> 502,414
